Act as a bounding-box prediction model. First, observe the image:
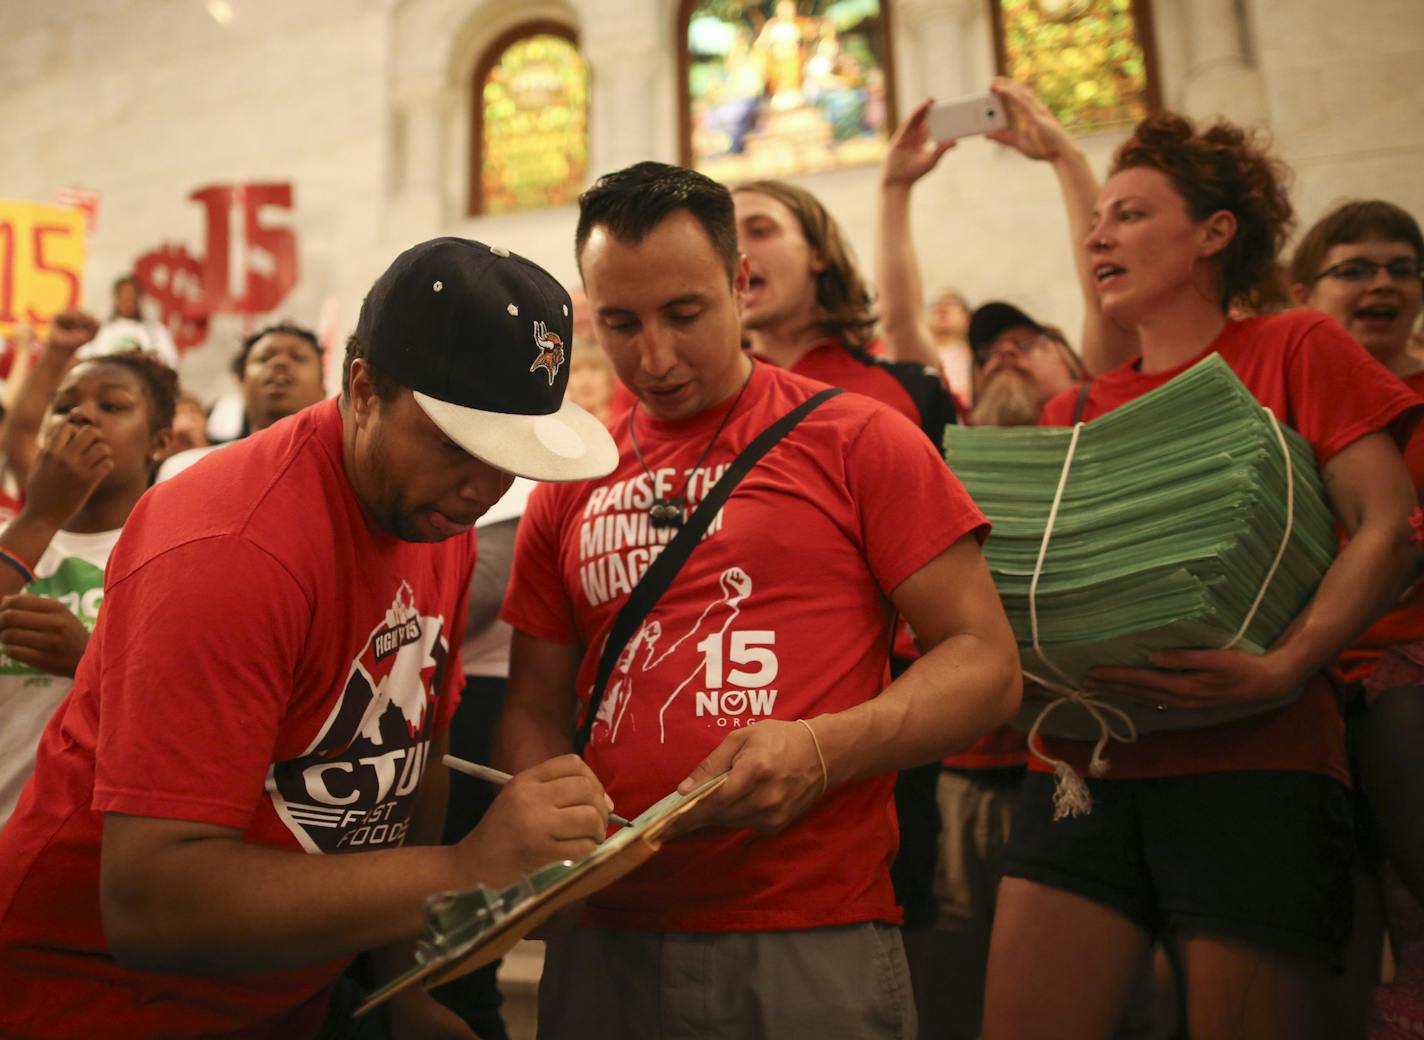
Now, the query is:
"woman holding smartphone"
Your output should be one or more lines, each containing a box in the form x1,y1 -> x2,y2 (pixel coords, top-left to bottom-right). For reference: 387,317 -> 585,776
981,115 -> 1420,1040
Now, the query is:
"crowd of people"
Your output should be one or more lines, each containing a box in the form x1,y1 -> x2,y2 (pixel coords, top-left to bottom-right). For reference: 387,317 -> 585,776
0,77 -> 1419,1040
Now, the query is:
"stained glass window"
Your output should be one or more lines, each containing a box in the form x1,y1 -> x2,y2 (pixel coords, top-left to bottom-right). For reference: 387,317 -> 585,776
472,28 -> 588,216
992,0 -> 1158,134
681,0 -> 894,182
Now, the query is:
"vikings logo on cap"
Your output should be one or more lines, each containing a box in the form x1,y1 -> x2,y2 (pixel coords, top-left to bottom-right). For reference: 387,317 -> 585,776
530,320 -> 566,386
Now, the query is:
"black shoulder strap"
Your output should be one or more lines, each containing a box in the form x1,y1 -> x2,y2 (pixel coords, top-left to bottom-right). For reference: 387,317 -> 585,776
574,387 -> 844,754
839,342 -> 960,445
1071,379 -> 1093,424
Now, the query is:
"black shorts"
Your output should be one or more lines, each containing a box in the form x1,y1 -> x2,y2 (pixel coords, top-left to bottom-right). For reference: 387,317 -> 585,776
1001,770 -> 1356,970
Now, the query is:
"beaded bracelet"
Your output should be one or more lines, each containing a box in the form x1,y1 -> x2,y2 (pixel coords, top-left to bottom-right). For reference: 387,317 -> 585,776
0,545 -> 36,585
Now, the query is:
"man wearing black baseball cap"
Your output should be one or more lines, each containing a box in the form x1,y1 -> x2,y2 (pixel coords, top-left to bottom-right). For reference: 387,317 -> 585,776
0,239 -> 617,1039
967,300 -> 1083,427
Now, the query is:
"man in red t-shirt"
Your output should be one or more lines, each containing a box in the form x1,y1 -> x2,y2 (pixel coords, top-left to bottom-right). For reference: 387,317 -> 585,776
496,162 -> 1021,1039
964,302 -> 1083,427
0,239 -> 621,1039
728,176 -> 964,941
731,177 -> 958,450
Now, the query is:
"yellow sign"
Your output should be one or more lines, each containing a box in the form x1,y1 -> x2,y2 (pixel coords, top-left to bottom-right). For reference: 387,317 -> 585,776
0,201 -> 87,337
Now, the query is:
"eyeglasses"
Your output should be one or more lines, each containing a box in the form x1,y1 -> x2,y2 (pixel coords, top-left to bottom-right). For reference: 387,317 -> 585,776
1313,257 -> 1423,284
974,335 -> 1050,365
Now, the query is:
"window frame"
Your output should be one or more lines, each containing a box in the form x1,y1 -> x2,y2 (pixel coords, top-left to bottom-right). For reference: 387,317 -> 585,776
674,0 -> 900,171
987,0 -> 1163,133
467,20 -> 586,217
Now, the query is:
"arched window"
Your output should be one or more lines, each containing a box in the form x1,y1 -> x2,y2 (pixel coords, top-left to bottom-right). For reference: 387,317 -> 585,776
990,0 -> 1160,133
469,24 -> 589,216
678,0 -> 897,183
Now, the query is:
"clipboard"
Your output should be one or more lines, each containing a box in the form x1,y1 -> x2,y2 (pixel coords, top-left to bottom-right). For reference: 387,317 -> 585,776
356,772 -> 728,1016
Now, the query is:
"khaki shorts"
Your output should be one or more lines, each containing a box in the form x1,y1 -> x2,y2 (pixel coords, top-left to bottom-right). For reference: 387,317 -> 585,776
537,922 -> 916,1040
930,767 -> 1023,933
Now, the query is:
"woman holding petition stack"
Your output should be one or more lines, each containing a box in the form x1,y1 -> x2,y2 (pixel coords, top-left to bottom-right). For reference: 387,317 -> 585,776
981,115 -> 1421,1040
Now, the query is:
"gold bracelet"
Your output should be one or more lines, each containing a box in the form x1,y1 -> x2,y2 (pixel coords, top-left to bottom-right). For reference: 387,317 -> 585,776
798,718 -> 828,798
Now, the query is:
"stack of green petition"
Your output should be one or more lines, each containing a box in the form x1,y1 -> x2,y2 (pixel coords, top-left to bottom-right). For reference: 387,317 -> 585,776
943,354 -> 1335,738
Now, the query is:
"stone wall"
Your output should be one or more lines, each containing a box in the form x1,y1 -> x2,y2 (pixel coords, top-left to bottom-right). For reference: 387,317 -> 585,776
2,0 -> 1421,401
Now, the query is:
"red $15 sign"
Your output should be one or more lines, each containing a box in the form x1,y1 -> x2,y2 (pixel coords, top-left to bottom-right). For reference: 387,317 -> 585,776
135,183 -> 298,354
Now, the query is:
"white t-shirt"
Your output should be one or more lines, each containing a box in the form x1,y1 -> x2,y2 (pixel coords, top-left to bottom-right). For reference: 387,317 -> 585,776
0,527 -> 122,825
81,317 -> 179,368
156,444 -> 225,483
459,478 -> 534,678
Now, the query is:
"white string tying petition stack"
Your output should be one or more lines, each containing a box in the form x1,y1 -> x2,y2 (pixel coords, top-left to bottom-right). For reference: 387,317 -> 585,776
1023,410 -> 1296,820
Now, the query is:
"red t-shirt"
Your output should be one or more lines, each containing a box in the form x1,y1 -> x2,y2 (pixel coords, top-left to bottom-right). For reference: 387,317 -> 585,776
502,362 -> 986,932
609,337 -> 958,445
1035,311 -> 1421,783
1337,368 -> 1424,684
0,399 -> 474,1039
765,338 -> 960,676
777,338 -> 953,445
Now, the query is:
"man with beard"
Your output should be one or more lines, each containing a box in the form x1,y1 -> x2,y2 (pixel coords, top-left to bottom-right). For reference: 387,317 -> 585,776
228,322 -> 328,436
874,93 -> 1093,1040
966,302 -> 1083,427
0,238 -> 619,1039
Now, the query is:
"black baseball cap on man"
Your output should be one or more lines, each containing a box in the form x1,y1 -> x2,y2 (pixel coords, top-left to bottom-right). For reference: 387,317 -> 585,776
967,301 -> 1047,356
356,237 -> 617,482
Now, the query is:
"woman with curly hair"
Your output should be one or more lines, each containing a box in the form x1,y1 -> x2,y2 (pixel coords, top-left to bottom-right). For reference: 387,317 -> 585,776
981,115 -> 1421,1040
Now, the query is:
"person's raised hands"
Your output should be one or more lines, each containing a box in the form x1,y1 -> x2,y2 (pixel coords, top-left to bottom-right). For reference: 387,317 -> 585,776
455,754 -> 611,887
45,310 -> 100,359
0,593 -> 91,676
986,76 -> 1075,163
882,98 -> 956,189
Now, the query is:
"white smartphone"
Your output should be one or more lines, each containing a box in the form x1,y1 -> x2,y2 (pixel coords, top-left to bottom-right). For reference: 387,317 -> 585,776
926,92 -> 1010,143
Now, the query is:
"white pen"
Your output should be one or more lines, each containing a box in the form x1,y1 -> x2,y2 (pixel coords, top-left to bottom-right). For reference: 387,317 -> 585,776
442,754 -> 633,828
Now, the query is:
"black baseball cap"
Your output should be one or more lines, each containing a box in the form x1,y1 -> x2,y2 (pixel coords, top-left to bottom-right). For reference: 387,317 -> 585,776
967,301 -> 1046,356
356,237 -> 617,482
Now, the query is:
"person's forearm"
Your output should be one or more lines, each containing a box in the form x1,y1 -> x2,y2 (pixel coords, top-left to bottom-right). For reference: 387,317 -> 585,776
1050,147 -> 1137,375
102,823 -> 464,976
1050,146 -> 1097,290
1266,518 -> 1418,688
407,728 -> 450,846
810,632 -> 1021,786
1,334 -> 34,415
2,347 -> 71,486
368,731 -> 451,988
492,697 -> 575,774
0,508 -> 65,595
875,182 -> 939,368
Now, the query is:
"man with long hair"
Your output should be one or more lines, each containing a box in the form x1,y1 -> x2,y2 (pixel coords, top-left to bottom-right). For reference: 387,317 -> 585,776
732,178 -> 958,450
